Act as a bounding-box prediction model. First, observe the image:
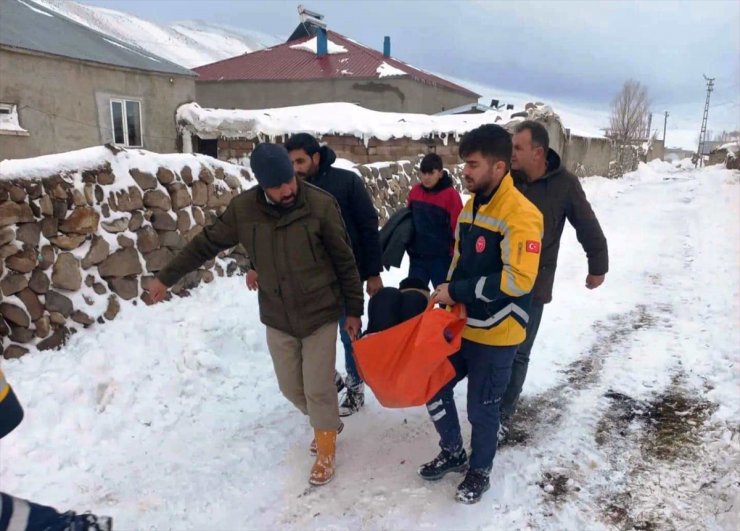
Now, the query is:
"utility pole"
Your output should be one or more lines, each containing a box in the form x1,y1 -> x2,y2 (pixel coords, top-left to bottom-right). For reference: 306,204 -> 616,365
697,75 -> 715,167
646,112 -> 653,139
663,111 -> 669,142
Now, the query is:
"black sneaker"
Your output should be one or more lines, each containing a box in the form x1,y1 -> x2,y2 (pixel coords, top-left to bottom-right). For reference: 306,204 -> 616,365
334,370 -> 345,393
339,384 -> 364,417
417,449 -> 468,481
455,469 -> 490,504
64,511 -> 113,531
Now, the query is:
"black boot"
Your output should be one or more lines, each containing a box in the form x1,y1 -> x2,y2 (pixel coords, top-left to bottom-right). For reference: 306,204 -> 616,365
63,511 -> 113,531
334,370 -> 345,393
455,469 -> 490,504
417,448 -> 468,481
339,383 -> 364,417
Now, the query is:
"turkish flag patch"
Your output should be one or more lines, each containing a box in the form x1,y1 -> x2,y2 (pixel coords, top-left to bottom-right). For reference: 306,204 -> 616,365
475,236 -> 486,253
526,240 -> 541,254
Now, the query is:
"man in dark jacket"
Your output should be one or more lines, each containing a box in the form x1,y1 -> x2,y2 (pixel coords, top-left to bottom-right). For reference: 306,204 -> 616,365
500,120 -> 609,435
284,134 -> 383,417
149,143 -> 364,486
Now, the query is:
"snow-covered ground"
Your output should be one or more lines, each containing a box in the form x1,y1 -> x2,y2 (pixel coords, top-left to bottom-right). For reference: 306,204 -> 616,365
2,161 -> 738,529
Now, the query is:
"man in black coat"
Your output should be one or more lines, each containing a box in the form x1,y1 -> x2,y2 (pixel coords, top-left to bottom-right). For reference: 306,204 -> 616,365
284,133 -> 384,416
501,120 -> 609,438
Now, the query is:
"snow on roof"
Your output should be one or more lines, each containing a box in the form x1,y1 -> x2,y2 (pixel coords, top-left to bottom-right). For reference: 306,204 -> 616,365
376,61 -> 407,78
718,142 -> 739,153
177,102 -> 512,144
0,145 -> 249,187
289,36 -> 348,54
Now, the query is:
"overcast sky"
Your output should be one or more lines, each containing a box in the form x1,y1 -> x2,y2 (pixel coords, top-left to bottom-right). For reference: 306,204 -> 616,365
83,0 -> 739,139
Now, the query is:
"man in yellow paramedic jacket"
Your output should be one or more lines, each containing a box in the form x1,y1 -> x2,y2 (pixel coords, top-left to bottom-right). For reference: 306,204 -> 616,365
418,124 -> 543,504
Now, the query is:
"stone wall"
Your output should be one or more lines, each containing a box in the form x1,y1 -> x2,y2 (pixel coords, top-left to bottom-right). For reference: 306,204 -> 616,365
217,134 -> 462,167
563,135 -> 613,177
0,145 -> 252,358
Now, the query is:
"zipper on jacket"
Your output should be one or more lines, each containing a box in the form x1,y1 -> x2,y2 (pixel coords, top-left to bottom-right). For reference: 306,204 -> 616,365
304,224 -> 318,262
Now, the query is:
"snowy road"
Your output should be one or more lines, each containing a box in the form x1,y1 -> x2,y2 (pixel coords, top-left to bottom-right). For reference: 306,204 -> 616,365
2,161 -> 738,530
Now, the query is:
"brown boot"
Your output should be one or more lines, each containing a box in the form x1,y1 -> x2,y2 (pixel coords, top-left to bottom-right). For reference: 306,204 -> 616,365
309,429 -> 336,486
310,420 -> 343,455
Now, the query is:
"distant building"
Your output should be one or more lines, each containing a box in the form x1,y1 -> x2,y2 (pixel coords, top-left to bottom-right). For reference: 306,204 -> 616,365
0,0 -> 196,160
193,7 -> 479,114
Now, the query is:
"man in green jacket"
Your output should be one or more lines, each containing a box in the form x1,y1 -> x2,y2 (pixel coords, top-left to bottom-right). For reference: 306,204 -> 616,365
149,143 -> 364,486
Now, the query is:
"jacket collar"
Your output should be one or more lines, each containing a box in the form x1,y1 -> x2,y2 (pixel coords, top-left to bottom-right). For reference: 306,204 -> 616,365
473,173 -> 514,210
512,148 -> 563,184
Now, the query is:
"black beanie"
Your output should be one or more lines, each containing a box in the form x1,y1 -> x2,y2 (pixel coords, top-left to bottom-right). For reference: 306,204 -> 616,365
250,143 -> 294,189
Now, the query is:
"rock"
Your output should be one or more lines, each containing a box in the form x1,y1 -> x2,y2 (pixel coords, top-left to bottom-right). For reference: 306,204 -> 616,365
49,234 -> 86,250
104,295 -> 121,320
1,243 -> 21,260
0,226 -> 13,246
52,199 -> 68,220
158,230 -> 185,250
71,310 -> 94,326
150,209 -> 177,231
191,181 -> 207,206
214,167 -> 225,180
108,277 -> 138,300
10,326 -> 35,343
59,206 -> 99,234
128,211 -> 144,231
0,201 -> 34,227
192,207 -> 205,226
84,184 -> 95,205
157,167 -> 175,185
93,282 -> 107,295
176,210 -> 191,233
0,273 -> 28,296
130,169 -> 157,190
198,166 -> 215,184
41,217 -> 58,238
224,174 -> 241,190
52,252 -> 82,290
207,184 -> 232,208
72,189 -> 87,207
110,187 -> 143,212
95,185 -> 104,203
85,275 -> 95,287
25,182 -> 43,200
49,311 -> 66,325
98,248 -> 142,277
81,235 -> 110,269
9,185 -> 27,202
97,171 -> 115,185
7,247 -> 37,273
144,248 -> 174,272
181,166 -> 193,185
136,226 -> 160,254
101,217 -> 129,233
1,303 -> 30,327
35,315 -> 51,338
117,235 -> 135,248
202,270 -> 214,283
101,204 -> 110,218
29,269 -> 50,294
168,183 -> 191,210
215,264 -> 224,277
143,189 -> 172,210
38,245 -> 54,270
15,222 -> 41,246
49,181 -> 69,200
240,169 -> 252,181
39,195 -> 54,215
183,226 -> 203,244
17,288 -> 44,321
3,345 -> 29,359
37,326 -> 70,351
45,290 -> 73,317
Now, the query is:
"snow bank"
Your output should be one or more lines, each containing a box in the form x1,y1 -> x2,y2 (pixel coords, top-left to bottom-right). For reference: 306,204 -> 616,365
177,102 -> 511,144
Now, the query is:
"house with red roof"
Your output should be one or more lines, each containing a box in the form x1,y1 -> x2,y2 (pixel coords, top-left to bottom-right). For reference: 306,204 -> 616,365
193,7 -> 479,114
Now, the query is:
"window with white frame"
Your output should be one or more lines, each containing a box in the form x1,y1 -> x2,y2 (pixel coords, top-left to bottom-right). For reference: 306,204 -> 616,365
110,99 -> 142,147
0,103 -> 29,136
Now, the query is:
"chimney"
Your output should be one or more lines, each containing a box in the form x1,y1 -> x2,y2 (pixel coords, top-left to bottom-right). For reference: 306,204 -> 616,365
317,27 -> 328,57
490,99 -> 499,109
383,36 -> 391,58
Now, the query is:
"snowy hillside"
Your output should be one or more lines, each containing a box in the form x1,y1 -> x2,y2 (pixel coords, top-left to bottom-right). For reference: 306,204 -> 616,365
2,161 -> 738,529
31,0 -> 279,68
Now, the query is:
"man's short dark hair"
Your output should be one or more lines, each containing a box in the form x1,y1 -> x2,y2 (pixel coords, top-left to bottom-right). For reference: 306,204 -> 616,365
514,120 -> 550,152
419,153 -> 443,173
284,133 -> 321,156
458,124 -> 512,170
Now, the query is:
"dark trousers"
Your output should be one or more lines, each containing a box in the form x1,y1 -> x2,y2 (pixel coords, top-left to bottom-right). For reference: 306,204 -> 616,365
499,302 -> 545,421
408,254 -> 451,289
425,339 -> 517,472
338,310 -> 362,389
1,492 -> 72,531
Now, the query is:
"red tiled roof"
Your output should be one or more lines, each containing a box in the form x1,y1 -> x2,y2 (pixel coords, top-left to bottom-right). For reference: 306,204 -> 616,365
193,31 -> 480,99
